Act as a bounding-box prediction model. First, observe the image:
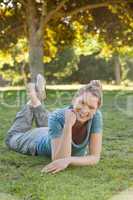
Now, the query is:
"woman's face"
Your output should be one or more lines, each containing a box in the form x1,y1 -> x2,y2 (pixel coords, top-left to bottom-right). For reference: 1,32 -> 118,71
72,92 -> 99,123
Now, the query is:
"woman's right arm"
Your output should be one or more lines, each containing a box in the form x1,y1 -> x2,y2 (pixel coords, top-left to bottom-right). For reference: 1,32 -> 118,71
51,110 -> 76,161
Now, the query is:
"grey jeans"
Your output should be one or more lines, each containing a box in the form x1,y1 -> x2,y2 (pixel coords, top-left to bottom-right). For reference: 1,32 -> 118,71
5,104 -> 50,155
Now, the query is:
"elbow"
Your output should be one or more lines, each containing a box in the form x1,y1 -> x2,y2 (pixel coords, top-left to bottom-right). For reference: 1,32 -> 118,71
89,155 -> 101,166
94,156 -> 100,165
93,155 -> 100,165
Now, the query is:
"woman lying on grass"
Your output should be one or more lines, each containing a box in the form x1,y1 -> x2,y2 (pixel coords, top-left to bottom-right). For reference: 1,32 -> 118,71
5,74 -> 103,174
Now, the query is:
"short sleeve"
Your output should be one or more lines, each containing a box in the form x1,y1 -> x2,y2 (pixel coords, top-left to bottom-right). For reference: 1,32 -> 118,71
90,110 -> 103,134
48,111 -> 64,139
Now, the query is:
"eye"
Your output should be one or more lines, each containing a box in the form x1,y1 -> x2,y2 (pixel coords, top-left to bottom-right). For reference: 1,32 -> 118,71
80,100 -> 85,105
88,106 -> 95,110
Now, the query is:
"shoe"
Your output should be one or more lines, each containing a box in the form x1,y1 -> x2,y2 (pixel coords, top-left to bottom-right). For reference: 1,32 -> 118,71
26,82 -> 36,100
35,74 -> 46,101
26,82 -> 41,107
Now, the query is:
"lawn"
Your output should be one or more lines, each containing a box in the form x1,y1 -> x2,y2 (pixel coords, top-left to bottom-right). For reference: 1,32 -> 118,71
0,89 -> 132,200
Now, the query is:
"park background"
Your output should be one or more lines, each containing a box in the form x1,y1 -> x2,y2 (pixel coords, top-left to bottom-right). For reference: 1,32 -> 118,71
0,1 -> 133,200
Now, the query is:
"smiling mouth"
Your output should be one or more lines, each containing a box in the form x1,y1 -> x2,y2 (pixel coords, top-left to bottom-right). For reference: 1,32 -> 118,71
79,113 -> 90,119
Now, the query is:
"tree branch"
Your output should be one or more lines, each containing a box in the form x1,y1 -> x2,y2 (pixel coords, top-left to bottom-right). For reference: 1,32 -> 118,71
1,23 -> 24,35
37,0 -> 47,39
26,0 -> 39,39
44,0 -> 69,24
37,0 -> 69,39
65,2 -> 112,17
18,0 -> 27,7
55,0 -> 133,19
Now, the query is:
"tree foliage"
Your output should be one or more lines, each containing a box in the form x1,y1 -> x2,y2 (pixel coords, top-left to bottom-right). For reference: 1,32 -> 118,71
0,0 -> 133,79
1,0 -> 133,50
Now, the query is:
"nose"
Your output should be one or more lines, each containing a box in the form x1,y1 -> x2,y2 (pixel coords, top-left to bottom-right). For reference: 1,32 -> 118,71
80,107 -> 89,116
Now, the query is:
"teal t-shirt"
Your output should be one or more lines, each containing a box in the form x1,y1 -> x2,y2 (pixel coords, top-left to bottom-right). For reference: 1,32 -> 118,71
36,106 -> 103,157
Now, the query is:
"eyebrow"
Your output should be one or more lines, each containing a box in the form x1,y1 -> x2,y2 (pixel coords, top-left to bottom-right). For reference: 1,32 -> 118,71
81,99 -> 96,109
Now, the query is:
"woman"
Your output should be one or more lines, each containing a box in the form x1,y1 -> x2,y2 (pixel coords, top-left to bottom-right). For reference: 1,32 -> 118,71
5,74 -> 103,174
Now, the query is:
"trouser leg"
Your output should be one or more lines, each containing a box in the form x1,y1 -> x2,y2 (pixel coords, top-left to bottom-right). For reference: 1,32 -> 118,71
5,104 -> 50,156
5,104 -> 34,146
33,105 -> 49,127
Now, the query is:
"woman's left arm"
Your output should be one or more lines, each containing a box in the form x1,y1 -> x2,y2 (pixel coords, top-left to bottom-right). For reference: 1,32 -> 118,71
70,133 -> 102,166
41,133 -> 102,174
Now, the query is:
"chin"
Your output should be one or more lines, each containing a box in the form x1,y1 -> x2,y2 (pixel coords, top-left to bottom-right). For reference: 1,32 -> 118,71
75,112 -> 90,123
78,118 -> 88,123
77,115 -> 90,123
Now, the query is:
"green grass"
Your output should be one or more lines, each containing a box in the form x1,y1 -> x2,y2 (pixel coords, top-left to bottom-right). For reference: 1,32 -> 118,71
0,90 -> 133,200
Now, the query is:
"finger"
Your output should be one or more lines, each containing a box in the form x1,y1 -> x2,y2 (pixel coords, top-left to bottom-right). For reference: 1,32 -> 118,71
41,165 -> 56,173
43,163 -> 57,172
41,168 -> 48,173
51,168 -> 62,174
71,109 -> 75,113
41,165 -> 51,173
43,162 -> 55,169
71,109 -> 76,115
46,166 -> 57,173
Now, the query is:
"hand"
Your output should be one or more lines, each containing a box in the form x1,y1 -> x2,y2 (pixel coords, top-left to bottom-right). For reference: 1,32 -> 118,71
65,109 -> 76,127
41,158 -> 71,174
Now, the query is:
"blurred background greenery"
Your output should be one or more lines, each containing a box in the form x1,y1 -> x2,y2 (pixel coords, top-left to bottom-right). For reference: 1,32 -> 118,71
0,0 -> 133,86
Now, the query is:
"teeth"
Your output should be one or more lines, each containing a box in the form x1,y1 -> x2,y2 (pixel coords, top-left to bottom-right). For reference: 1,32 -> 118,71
80,113 -> 89,118
80,114 -> 86,118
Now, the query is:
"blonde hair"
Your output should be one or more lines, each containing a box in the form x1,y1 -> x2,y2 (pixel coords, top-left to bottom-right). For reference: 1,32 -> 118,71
73,80 -> 103,107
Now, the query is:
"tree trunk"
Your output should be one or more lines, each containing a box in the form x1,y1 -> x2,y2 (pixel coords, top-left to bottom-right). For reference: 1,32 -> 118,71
27,0 -> 44,81
114,52 -> 121,85
20,61 -> 27,86
29,34 -> 44,81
